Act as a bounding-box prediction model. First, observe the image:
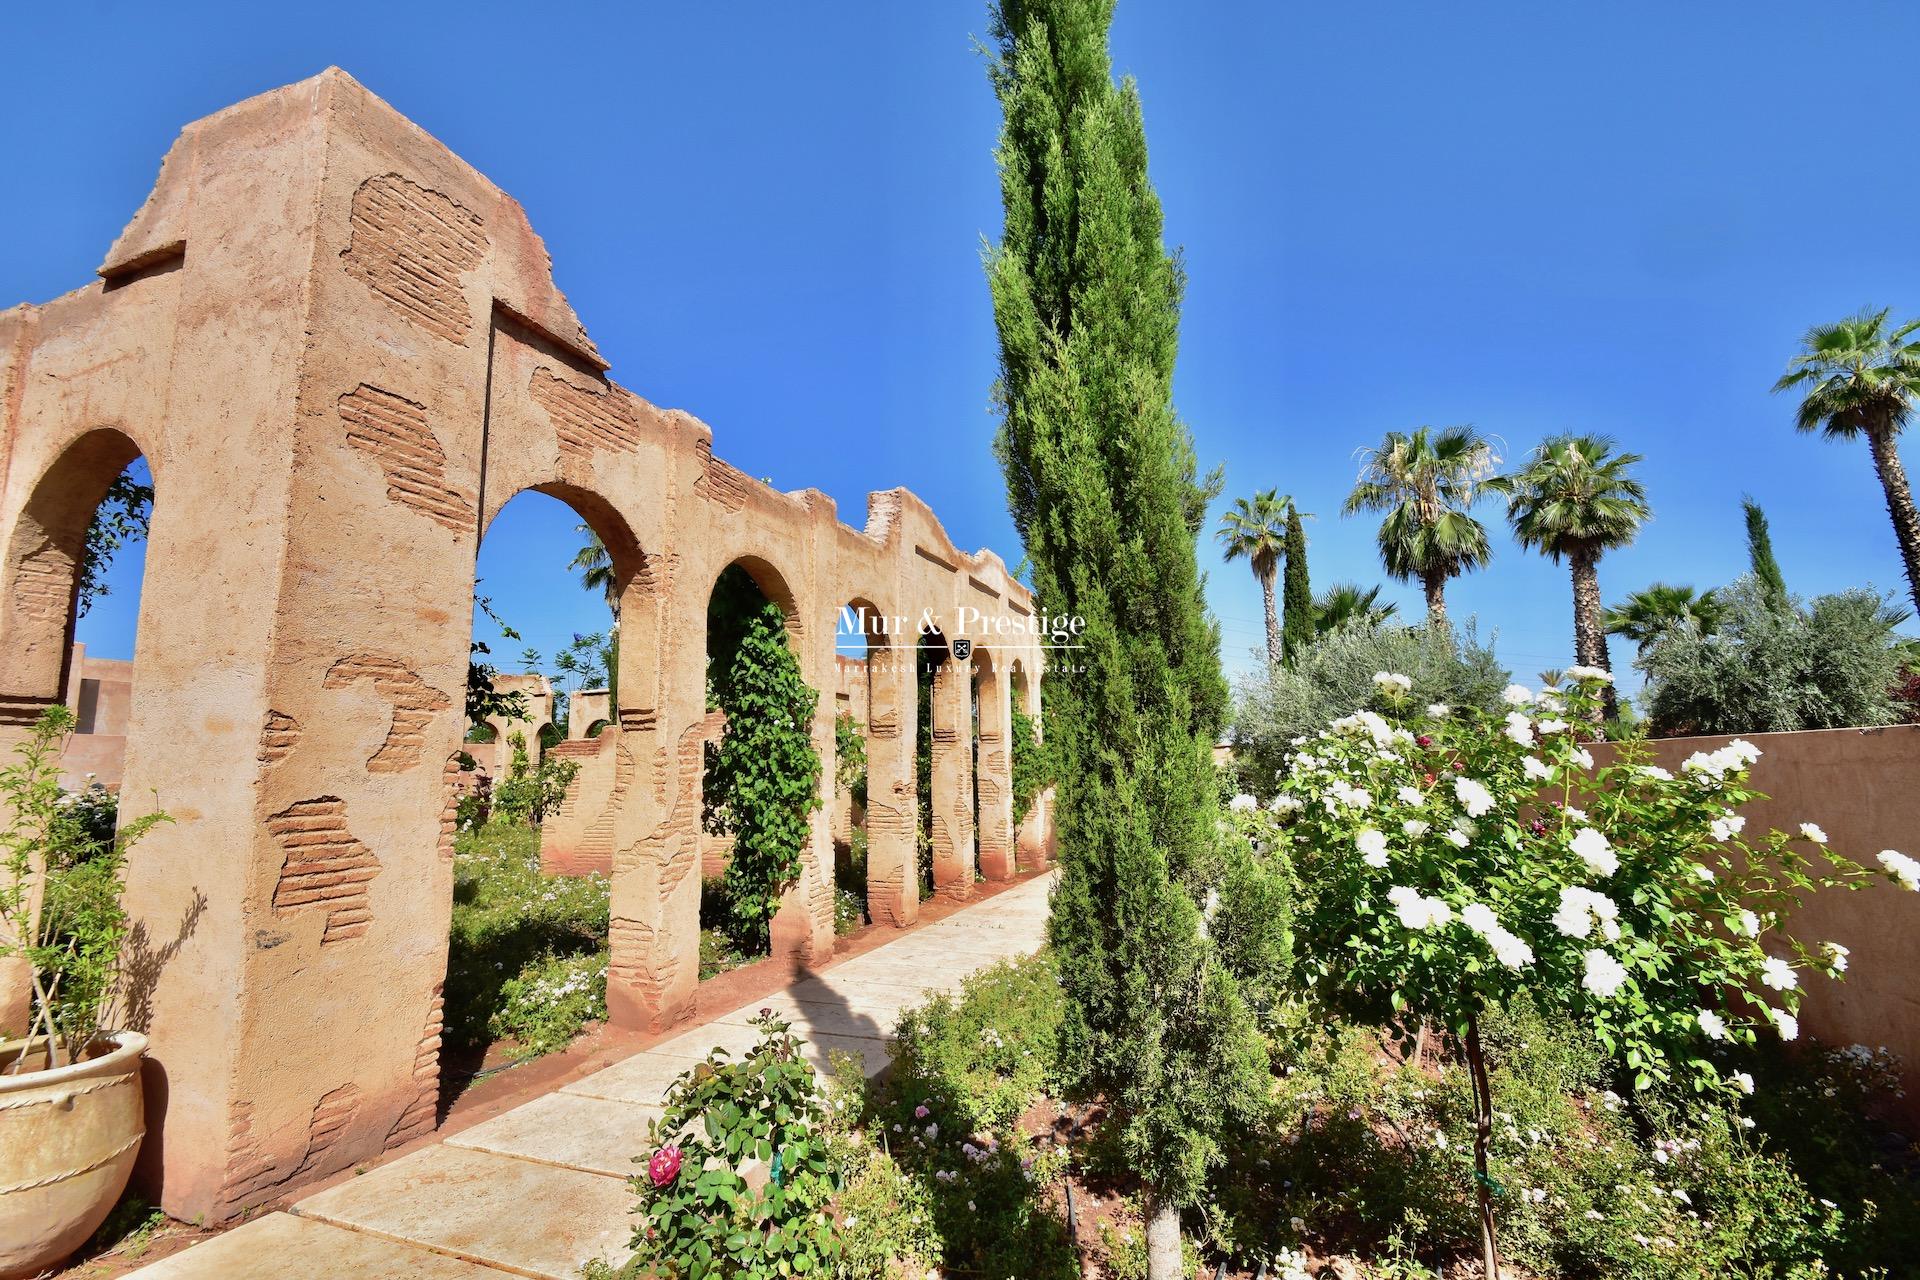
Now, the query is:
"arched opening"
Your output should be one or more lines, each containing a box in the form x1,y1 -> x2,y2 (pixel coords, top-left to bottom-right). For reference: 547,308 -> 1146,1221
437,485 -> 630,1107
700,558 -> 815,977
831,599 -> 889,935
1,429 -> 156,1036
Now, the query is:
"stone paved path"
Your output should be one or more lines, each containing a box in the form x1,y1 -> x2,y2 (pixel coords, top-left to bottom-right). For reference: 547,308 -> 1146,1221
130,874 -> 1054,1278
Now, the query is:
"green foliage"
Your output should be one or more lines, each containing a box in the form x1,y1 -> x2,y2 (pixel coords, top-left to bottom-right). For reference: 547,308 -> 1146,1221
445,820 -> 609,1052
0,707 -> 169,1068
1343,425 -> 1498,618
1638,576 -> 1908,736
618,1012 -> 840,1280
704,578 -> 822,951
985,0 -> 1271,1224
490,732 -> 578,825
1492,435 -> 1650,568
829,1145 -> 941,1278
468,594 -> 531,726
77,468 -> 152,620
1312,581 -> 1398,636
832,712 -> 867,807
488,950 -> 607,1055
698,878 -> 761,977
1743,496 -> 1789,608
915,637 -> 939,899
1605,582 -> 1723,655
845,952 -> 1079,1277
1281,503 -> 1313,662
1265,668 -> 1916,1267
1008,688 -> 1052,829
1230,619 -> 1508,795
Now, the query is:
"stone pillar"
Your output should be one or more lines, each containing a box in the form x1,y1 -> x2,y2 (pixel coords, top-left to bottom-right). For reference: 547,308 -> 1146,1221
769,543 -> 836,968
974,657 -> 1015,881
929,650 -> 975,898
863,637 -> 918,926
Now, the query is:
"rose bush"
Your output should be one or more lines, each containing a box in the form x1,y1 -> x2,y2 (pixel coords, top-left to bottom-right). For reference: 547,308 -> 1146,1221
1252,666 -> 1918,1277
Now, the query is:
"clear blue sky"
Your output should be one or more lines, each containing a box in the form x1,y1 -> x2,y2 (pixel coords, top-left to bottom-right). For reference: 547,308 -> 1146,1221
10,2 -> 1919,690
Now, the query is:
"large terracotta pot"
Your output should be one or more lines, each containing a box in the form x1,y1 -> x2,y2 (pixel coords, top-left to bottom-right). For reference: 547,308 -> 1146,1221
0,1031 -> 147,1280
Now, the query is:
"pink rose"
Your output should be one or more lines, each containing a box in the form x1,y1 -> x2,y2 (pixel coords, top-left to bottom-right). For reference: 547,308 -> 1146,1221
914,1104 -> 930,1120
1416,735 -> 1432,748
648,1144 -> 682,1188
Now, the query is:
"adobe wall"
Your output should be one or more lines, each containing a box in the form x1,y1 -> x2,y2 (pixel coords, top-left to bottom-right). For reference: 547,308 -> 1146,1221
59,641 -> 134,788
0,69 -> 1049,1223
1620,725 -> 1920,1111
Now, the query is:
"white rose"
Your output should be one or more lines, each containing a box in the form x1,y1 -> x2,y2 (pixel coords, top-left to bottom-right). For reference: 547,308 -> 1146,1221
1569,826 -> 1618,877
1581,949 -> 1629,998
1522,756 -> 1554,782
1356,828 -> 1390,868
1454,776 -> 1495,818
1697,1010 -> 1727,1040
1799,822 -> 1828,844
1760,955 -> 1798,991
1502,684 -> 1534,706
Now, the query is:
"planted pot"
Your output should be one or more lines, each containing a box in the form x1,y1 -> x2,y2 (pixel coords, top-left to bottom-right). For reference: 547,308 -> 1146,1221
0,1031 -> 147,1280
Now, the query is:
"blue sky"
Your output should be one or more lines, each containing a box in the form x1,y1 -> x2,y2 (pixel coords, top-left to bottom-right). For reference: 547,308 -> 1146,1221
11,2 -> 1920,690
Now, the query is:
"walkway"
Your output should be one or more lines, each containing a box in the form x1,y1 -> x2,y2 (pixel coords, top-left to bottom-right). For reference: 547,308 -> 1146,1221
129,874 -> 1055,1278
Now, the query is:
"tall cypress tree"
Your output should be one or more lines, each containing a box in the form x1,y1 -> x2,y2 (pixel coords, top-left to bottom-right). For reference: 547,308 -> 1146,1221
1743,495 -> 1789,609
986,3 -> 1280,1272
1281,504 -> 1312,663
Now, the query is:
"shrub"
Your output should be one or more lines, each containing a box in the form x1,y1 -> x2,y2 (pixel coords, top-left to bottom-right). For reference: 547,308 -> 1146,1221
445,819 -> 608,1051
488,950 -> 607,1055
1638,575 -> 1908,736
616,1012 -> 840,1279
1231,620 -> 1508,795
490,731 -> 578,825
890,953 -> 1064,1135
0,707 -> 168,1068
1009,690 -> 1053,829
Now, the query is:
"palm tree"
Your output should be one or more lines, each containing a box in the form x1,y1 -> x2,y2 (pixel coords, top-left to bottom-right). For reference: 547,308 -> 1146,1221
1492,435 -> 1650,719
1604,582 -> 1723,655
570,522 -> 619,622
1774,308 -> 1920,615
1217,489 -> 1296,667
1311,582 -> 1399,636
1343,426 -> 1497,625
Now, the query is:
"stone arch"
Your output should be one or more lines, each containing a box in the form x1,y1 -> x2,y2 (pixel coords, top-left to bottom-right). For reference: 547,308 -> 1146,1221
0,427 -> 151,728
971,646 -> 1015,881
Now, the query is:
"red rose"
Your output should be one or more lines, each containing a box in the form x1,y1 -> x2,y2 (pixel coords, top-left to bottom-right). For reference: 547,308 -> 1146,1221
1416,735 -> 1432,748
648,1144 -> 682,1188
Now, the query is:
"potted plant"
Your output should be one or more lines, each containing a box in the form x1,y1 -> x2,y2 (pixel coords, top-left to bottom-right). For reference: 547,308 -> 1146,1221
0,705 -> 168,1279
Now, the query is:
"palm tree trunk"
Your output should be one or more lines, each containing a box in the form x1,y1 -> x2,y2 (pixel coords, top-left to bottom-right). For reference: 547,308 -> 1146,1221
1866,426 -> 1920,617
1422,570 -> 1448,629
1569,549 -> 1618,721
1259,569 -> 1282,668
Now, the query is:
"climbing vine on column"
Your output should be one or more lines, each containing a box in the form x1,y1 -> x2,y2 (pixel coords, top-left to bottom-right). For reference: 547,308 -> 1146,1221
704,570 -> 822,951
1009,688 -> 1052,829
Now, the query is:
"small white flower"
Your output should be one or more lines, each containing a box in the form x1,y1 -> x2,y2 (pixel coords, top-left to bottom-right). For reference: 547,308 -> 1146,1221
1462,902 -> 1535,968
1877,850 -> 1920,891
1566,664 -> 1613,685
1502,683 -> 1534,706
1454,776 -> 1495,817
1229,793 -> 1258,812
1693,864 -> 1715,883
1387,885 -> 1452,930
1760,956 -> 1799,991
1397,785 -> 1425,806
1270,793 -> 1303,814
1570,826 -> 1618,877
1736,909 -> 1760,938
1357,828 -> 1390,868
1372,671 -> 1413,695
1799,822 -> 1828,844
1403,818 -> 1431,838
1537,718 -> 1571,735
1772,1008 -> 1800,1041
1637,764 -> 1675,782
1697,1010 -> 1727,1040
1582,949 -> 1629,998
1426,702 -> 1452,718
1823,941 -> 1850,972
1522,756 -> 1554,782
1444,828 -> 1470,849
1569,747 -> 1595,770
1731,1071 -> 1755,1095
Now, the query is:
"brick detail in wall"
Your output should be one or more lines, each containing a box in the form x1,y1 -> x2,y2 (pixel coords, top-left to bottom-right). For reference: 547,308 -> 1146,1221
322,653 -> 451,773
340,173 -> 486,344
268,796 -> 381,945
338,385 -> 476,532
530,367 -> 641,459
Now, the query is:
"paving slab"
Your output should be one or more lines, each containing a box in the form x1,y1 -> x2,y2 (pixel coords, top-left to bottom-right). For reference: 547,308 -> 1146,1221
712,994 -> 896,1041
445,1091 -> 663,1179
294,1144 -> 633,1279
560,1050 -> 713,1105
126,1212 -> 512,1278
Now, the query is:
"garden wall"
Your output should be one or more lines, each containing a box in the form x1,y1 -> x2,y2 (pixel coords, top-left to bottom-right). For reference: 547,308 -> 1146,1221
1617,725 -> 1920,1112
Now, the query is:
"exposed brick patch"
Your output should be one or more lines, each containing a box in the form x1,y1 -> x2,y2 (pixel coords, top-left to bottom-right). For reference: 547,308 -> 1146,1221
607,915 -> 666,1012
530,367 -> 641,458
692,437 -> 755,512
438,752 -> 467,861
385,982 -> 443,1148
294,1084 -> 362,1178
217,1102 -> 280,1213
13,540 -> 72,623
322,654 -> 451,773
338,385 -> 476,531
259,710 -> 300,765
268,796 -> 380,945
340,173 -> 486,344
868,710 -> 899,741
